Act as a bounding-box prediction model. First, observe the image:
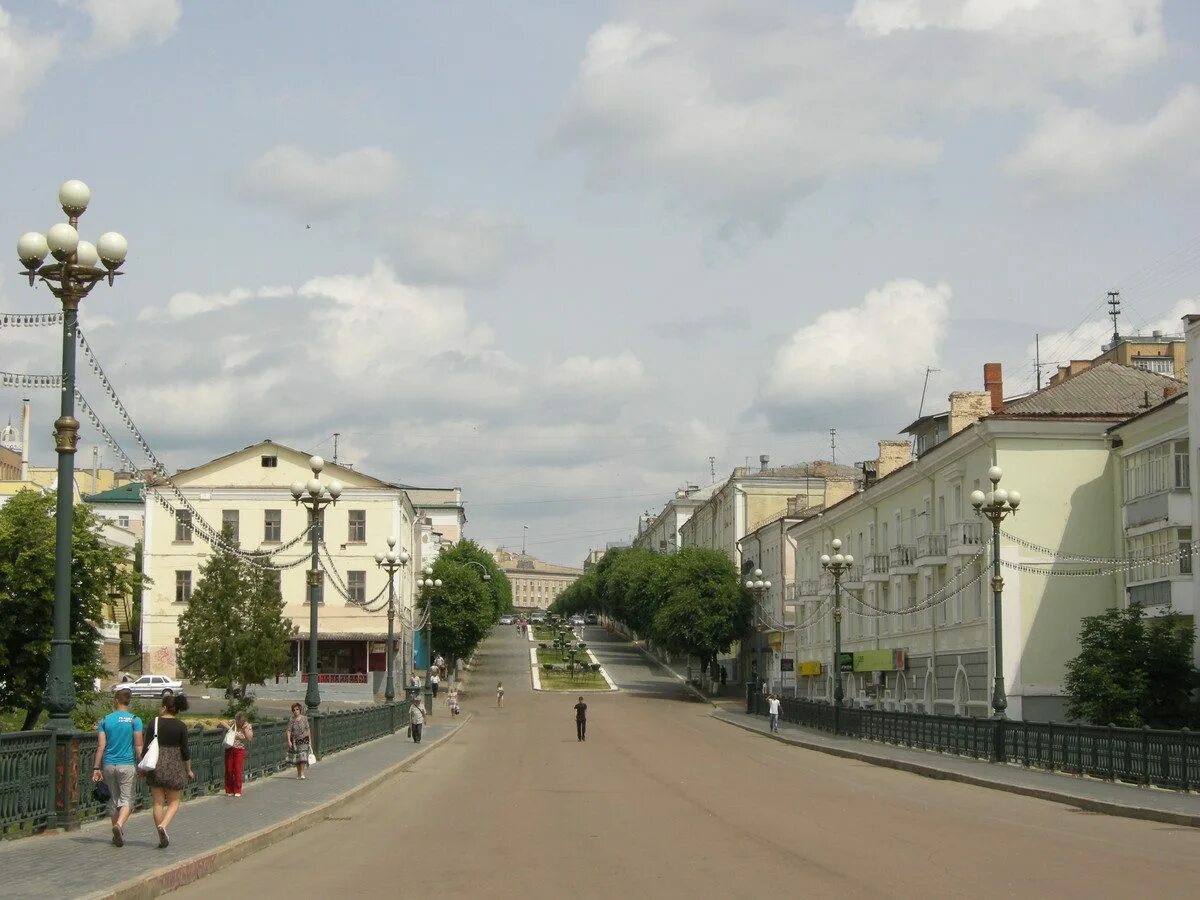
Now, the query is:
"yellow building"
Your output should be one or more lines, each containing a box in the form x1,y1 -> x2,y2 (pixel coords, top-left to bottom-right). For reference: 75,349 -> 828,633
493,549 -> 582,611
141,440 -> 421,685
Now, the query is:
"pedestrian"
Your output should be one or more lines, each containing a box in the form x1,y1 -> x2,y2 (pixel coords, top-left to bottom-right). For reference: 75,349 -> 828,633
496,681 -> 504,707
409,697 -> 425,742
434,653 -> 445,676
219,712 -> 253,797
767,692 -> 781,733
409,672 -> 420,690
286,703 -> 311,780
430,668 -> 440,701
92,687 -> 143,847
574,696 -> 587,742
447,682 -> 458,710
141,693 -> 194,849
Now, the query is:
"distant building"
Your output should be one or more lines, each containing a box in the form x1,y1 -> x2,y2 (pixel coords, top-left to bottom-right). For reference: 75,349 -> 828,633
633,483 -> 719,553
85,481 -> 147,539
493,549 -> 582,610
582,548 -> 606,571
1049,330 -> 1187,385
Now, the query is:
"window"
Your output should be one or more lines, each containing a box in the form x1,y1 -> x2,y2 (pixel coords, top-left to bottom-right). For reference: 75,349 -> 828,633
174,510 -> 193,542
1132,356 -> 1173,374
1175,440 -> 1189,490
117,515 -> 129,528
266,568 -> 282,593
222,509 -> 240,544
1180,528 -> 1193,576
175,570 -> 192,603
1125,441 -> 1176,501
264,509 -> 282,542
348,571 -> 366,603
348,510 -> 366,543
1126,528 -> 1177,583
261,455 -> 278,467
972,559 -> 984,620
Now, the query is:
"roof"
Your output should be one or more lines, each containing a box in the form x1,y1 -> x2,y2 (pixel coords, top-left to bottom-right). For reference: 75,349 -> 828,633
84,482 -> 144,504
1108,389 -> 1188,433
900,410 -> 948,434
994,363 -> 1184,419
171,440 -> 398,490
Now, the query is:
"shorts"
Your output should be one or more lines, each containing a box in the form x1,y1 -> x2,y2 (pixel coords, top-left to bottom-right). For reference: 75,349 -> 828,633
103,764 -> 136,814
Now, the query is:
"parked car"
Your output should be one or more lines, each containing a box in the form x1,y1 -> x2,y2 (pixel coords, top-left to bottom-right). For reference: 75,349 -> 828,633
531,612 -> 547,623
111,674 -> 182,698
499,615 -> 515,625
585,613 -> 598,625
569,615 -> 585,626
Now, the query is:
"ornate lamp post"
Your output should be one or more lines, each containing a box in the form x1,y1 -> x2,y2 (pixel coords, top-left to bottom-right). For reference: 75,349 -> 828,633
744,568 -> 772,696
16,180 -> 127,731
820,539 -> 855,717
373,537 -> 410,703
418,565 -> 442,713
290,457 -> 342,714
970,465 -> 1021,719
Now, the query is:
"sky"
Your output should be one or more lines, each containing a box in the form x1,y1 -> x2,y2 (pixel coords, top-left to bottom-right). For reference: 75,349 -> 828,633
2,1 -> 1200,565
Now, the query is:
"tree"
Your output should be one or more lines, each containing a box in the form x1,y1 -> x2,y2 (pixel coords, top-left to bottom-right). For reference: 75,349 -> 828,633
438,540 -> 512,617
651,547 -> 752,669
176,538 -> 294,708
421,560 -> 493,663
0,489 -> 142,729
1064,604 -> 1198,727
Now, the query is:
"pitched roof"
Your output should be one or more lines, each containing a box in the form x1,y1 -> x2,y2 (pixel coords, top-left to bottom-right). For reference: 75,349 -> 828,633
84,482 -> 144,504
994,363 -> 1184,419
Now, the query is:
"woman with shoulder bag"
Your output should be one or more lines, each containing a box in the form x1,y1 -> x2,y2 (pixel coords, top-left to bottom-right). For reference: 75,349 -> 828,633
219,712 -> 253,797
286,703 -> 312,779
140,694 -> 195,849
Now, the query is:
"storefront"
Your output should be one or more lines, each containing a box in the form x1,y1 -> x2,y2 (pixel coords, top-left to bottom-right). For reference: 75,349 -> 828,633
294,634 -> 398,683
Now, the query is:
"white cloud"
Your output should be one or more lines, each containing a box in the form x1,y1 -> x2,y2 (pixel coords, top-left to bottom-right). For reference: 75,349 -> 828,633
385,211 -> 526,286
240,145 -> 400,219
547,352 -> 645,393
138,285 -> 293,322
559,1 -> 1170,232
1005,86 -> 1200,199
83,0 -> 181,56
758,278 -> 952,425
0,8 -> 58,133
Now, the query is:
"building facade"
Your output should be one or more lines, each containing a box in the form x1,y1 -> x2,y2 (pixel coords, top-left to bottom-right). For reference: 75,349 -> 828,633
141,441 -> 420,685
493,549 -> 582,610
85,482 -> 147,539
633,484 -> 718,553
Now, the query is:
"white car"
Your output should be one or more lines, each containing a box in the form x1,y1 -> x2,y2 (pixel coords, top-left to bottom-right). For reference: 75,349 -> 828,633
499,615 -> 515,625
569,615 -> 585,626
111,674 -> 182,698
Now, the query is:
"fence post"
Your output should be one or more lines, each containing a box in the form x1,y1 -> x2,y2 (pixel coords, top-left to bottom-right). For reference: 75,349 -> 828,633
1142,725 -> 1151,786
746,682 -> 753,715
992,717 -> 1006,764
310,712 -> 323,761
1182,728 -> 1191,793
50,729 -> 82,831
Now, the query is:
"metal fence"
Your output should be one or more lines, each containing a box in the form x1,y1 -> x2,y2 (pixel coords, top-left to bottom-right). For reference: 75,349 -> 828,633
749,692 -> 1200,791
0,700 -> 412,836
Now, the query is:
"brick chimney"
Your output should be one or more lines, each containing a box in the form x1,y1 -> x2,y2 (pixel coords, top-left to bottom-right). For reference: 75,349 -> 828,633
823,477 -> 857,507
983,362 -> 1003,412
876,440 -> 912,480
949,391 -> 992,436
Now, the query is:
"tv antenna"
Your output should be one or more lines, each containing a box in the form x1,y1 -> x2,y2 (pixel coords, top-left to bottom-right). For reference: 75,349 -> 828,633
1107,291 -> 1121,344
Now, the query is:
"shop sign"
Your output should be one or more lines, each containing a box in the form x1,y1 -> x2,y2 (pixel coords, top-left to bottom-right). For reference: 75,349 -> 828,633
798,660 -> 823,676
851,649 -> 906,673
780,658 -> 794,672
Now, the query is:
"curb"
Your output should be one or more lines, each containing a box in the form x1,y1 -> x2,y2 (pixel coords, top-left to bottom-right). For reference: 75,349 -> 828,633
619,635 -> 715,706
88,719 -> 470,900
714,713 -> 1200,830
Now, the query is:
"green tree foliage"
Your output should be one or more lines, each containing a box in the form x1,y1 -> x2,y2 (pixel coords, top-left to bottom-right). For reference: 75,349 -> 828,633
552,546 -> 751,669
438,539 -> 512,617
0,490 -> 142,729
422,559 -> 494,663
1064,604 -> 1198,727
176,539 -> 295,705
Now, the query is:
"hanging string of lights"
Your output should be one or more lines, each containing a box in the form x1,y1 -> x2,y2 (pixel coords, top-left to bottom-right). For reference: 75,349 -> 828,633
755,598 -> 833,632
0,371 -> 60,389
0,312 -> 64,328
1000,528 -> 1200,564
840,558 -> 988,619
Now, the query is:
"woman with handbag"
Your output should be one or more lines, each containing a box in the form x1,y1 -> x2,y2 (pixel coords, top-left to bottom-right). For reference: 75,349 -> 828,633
286,703 -> 312,779
139,693 -> 194,849
219,712 -> 253,797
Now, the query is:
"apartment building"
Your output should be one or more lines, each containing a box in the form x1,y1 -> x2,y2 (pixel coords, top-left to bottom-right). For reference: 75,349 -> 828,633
633,483 -> 718,553
493,549 -> 582,610
789,362 -> 1181,721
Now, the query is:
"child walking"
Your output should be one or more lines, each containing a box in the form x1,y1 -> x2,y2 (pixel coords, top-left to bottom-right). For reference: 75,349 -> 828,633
496,682 -> 504,707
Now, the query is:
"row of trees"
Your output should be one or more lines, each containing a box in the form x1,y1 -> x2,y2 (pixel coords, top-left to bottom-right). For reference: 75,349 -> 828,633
550,546 -> 752,673
421,539 -> 512,664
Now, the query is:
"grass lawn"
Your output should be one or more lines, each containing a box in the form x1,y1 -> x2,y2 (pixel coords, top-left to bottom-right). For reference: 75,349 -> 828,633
532,625 -> 562,642
534,648 -> 606,691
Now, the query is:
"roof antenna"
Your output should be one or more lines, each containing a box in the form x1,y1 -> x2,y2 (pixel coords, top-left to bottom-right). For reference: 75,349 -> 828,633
708,456 -> 716,484
1108,291 -> 1121,345
829,428 -> 837,466
332,432 -> 340,466
1035,334 -> 1042,391
913,367 -> 940,453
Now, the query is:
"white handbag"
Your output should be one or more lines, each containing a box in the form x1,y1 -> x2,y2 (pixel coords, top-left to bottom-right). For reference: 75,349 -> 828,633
223,726 -> 237,748
307,750 -> 317,766
137,717 -> 160,773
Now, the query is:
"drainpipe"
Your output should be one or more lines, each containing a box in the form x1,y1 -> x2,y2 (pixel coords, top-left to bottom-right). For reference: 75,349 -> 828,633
19,398 -> 30,482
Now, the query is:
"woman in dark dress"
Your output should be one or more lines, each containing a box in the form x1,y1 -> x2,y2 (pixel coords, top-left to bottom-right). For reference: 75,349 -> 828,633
142,694 -> 194,848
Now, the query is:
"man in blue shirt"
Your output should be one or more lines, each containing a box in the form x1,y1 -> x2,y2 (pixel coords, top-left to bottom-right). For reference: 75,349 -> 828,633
92,688 -> 143,847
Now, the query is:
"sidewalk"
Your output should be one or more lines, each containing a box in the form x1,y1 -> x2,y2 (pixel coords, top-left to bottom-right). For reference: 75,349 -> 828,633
0,719 -> 464,900
714,708 -> 1200,828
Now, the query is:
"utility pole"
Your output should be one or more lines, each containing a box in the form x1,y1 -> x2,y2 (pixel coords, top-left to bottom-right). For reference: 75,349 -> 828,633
522,524 -> 528,556
1035,334 -> 1042,390
332,432 -> 340,466
1107,291 -> 1121,345
708,456 -> 716,484
829,428 -> 837,466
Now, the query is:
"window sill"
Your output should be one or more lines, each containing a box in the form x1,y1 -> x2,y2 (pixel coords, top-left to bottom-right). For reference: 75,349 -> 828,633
261,540 -> 282,546
171,541 -> 194,546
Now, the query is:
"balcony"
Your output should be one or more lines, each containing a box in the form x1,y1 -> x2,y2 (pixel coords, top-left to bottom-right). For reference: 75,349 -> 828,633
947,521 -> 984,555
798,578 -> 821,598
843,564 -> 864,586
889,545 -> 916,572
864,554 -> 889,581
1127,578 -> 1195,615
915,532 -> 947,563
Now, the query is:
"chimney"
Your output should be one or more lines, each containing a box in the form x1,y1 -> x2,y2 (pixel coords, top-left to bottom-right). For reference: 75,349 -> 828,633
19,398 -> 30,482
823,477 -> 856,507
759,453 -> 770,472
949,391 -> 992,436
1165,385 -> 1179,399
876,440 -> 912,480
983,362 -> 1003,413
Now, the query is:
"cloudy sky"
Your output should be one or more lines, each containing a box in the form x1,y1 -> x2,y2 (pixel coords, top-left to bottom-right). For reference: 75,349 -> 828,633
2,1 -> 1200,565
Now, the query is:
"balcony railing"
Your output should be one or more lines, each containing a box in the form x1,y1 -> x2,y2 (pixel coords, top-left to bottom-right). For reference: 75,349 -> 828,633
865,554 -> 890,576
799,578 -> 821,597
948,521 -> 984,548
889,545 -> 916,568
843,564 -> 864,584
916,533 -> 947,559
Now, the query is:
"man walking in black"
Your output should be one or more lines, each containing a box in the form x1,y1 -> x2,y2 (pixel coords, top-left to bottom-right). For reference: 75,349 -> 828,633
574,696 -> 587,742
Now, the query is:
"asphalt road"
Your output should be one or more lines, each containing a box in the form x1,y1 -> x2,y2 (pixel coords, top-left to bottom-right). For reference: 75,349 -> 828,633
176,627 -> 1200,899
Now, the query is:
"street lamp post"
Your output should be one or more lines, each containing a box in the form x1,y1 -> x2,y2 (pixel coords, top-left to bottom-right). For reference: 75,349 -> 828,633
290,457 -> 343,715
16,180 -> 127,732
820,539 -> 855,731
418,565 -> 442,713
373,537 -> 411,704
744,568 -> 771,707
970,466 -> 1021,721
